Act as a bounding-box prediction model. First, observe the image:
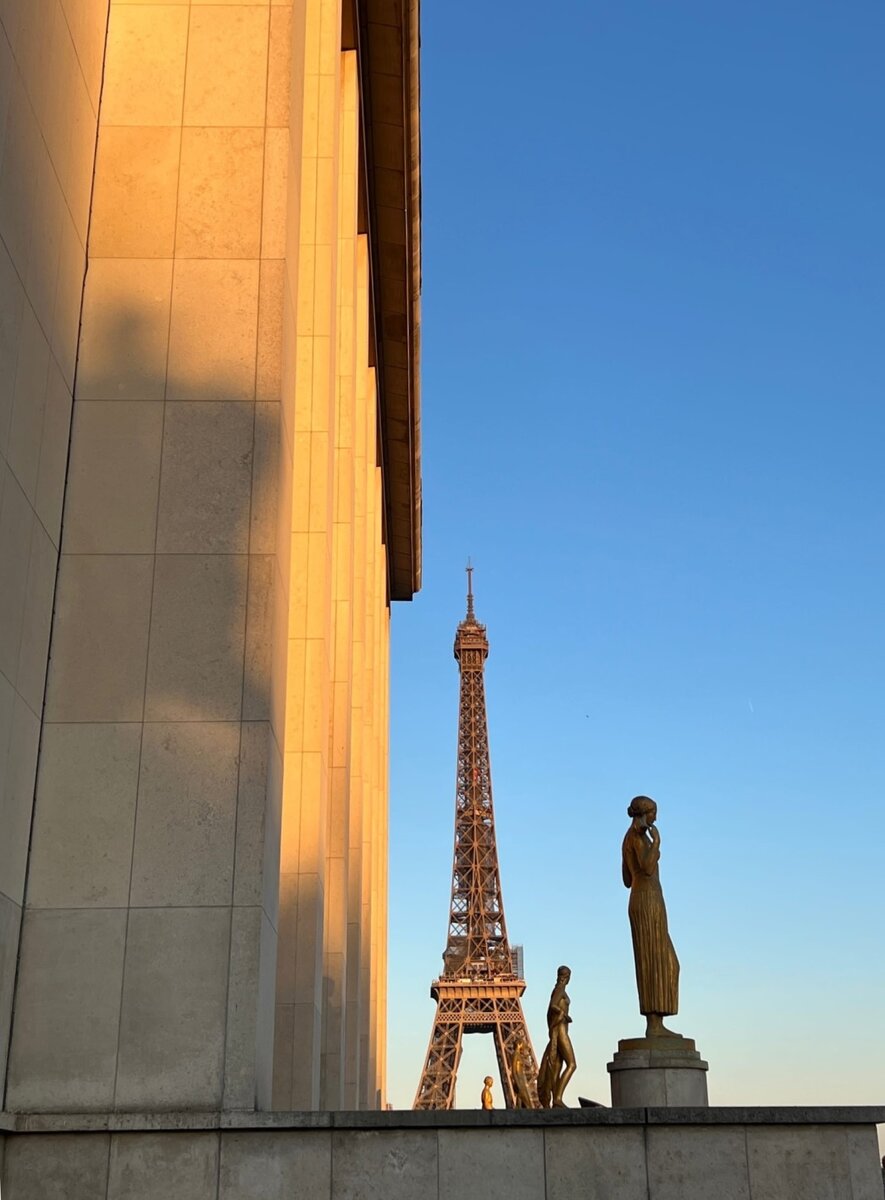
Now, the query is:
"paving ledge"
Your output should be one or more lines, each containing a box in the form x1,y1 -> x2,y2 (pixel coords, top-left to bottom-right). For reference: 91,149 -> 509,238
1,1106 -> 883,1134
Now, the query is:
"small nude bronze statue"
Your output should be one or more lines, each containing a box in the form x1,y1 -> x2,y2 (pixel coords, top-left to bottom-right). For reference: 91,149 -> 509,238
511,1038 -> 535,1109
536,965 -> 576,1107
622,796 -> 680,1037
481,1076 -> 494,1110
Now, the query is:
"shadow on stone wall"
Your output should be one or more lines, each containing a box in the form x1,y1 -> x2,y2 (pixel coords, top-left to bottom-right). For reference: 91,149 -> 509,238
4,292 -> 285,1114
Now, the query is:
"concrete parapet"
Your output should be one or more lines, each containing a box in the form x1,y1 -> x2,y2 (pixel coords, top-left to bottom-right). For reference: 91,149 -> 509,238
1,1107 -> 883,1199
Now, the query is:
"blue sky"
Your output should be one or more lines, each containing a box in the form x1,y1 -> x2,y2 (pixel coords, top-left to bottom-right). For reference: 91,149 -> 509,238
386,1 -> 885,1137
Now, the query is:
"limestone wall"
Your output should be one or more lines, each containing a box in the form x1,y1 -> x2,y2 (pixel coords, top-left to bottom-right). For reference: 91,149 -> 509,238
1,1109 -> 883,1200
1,0 -> 402,1117
0,0 -> 110,1098
4,0 -> 288,1117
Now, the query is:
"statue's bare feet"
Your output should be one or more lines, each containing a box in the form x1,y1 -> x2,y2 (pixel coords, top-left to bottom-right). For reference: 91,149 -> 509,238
645,1014 -> 681,1038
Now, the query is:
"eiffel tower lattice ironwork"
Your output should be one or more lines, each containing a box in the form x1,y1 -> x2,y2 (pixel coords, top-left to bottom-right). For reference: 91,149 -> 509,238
413,569 -> 538,1109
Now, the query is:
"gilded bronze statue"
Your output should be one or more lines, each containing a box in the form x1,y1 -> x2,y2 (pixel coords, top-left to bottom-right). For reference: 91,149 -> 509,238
536,965 -> 576,1107
622,796 -> 680,1037
511,1038 -> 535,1109
481,1076 -> 494,1110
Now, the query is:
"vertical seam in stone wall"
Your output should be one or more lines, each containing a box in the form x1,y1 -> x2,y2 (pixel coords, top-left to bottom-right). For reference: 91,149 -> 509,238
110,0 -> 192,1112
219,0 -> 273,1113
643,1116 -> 652,1200
1,0 -> 114,1114
103,1127 -> 113,1200
541,1126 -> 548,1200
744,1125 -> 755,1200
213,1129 -> 222,1200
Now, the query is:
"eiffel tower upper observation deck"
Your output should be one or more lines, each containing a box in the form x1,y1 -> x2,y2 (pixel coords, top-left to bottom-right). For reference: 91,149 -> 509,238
413,569 -> 538,1109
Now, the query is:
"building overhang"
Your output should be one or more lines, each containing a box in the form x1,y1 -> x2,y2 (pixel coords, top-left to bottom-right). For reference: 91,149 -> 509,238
357,0 -> 422,601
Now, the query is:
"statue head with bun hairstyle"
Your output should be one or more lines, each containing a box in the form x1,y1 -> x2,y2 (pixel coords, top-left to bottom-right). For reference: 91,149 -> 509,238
627,795 -> 657,825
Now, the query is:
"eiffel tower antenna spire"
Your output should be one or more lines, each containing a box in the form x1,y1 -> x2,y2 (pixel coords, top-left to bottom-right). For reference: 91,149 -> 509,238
413,578 -> 538,1109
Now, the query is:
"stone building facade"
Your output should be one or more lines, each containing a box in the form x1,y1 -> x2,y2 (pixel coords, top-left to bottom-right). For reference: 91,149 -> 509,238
0,0 -> 420,1125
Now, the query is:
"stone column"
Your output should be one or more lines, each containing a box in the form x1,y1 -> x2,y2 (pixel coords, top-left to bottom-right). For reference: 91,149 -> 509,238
320,49 -> 359,1110
271,0 -> 343,1111
342,237 -> 371,1108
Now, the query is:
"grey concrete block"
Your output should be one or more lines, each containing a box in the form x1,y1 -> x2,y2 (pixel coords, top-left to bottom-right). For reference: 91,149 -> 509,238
271,1002 -> 295,1111
64,400 -> 164,554
115,906 -> 231,1110
0,466 -> 32,684
44,554 -> 154,722
7,304 -> 49,507
223,906 -> 263,1111
156,402 -> 254,553
255,910 -> 278,1111
845,1126 -> 885,1200
747,1124 -> 855,1200
144,553 -> 248,721
0,671 -> 14,810
663,1067 -> 709,1105
647,1126 -> 750,1200
220,1130 -> 331,1199
28,723 -> 141,908
107,1131 -> 220,1200
645,1106 -> 885,1125
221,1111 -> 332,1131
0,694 -> 39,904
130,722 -> 239,907
233,721 -> 270,906
439,1128 -> 545,1200
243,554 -> 273,720
34,359 -> 73,545
2,1133 -> 110,1199
611,1063 -> 708,1106
613,1065 -> 667,1107
263,734 -> 282,929
6,909 -> 127,1111
0,889 -> 21,1088
249,403 -> 279,555
15,516 -> 57,713
545,1126 -> 648,1200
0,241 -> 26,458
332,1129 -> 438,1200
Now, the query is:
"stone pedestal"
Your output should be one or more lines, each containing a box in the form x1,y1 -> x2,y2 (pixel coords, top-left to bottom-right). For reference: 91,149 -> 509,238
607,1034 -> 709,1107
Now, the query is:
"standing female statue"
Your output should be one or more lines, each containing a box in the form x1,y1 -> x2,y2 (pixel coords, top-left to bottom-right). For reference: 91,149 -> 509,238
536,965 -> 576,1107
622,796 -> 680,1037
510,1038 -> 535,1109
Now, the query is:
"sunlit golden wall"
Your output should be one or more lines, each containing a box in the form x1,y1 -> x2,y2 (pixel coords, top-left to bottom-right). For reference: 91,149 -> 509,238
270,0 -> 391,1111
2,0 -> 414,1115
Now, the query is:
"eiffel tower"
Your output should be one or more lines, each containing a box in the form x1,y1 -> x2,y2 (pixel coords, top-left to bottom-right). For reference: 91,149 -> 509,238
413,569 -> 538,1109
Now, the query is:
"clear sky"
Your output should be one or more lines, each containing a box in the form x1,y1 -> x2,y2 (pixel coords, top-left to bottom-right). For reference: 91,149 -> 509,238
386,0 -> 885,1147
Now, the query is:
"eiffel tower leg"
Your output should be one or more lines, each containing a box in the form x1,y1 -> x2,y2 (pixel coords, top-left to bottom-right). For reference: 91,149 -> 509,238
413,1006 -> 463,1110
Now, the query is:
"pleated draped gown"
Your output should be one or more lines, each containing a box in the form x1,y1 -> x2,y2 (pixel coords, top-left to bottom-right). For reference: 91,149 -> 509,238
622,828 -> 679,1016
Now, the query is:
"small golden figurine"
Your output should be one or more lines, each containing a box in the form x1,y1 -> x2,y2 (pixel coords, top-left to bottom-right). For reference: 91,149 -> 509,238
536,965 -> 576,1107
481,1076 -> 494,1110
622,796 -> 680,1037
511,1038 -> 536,1108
